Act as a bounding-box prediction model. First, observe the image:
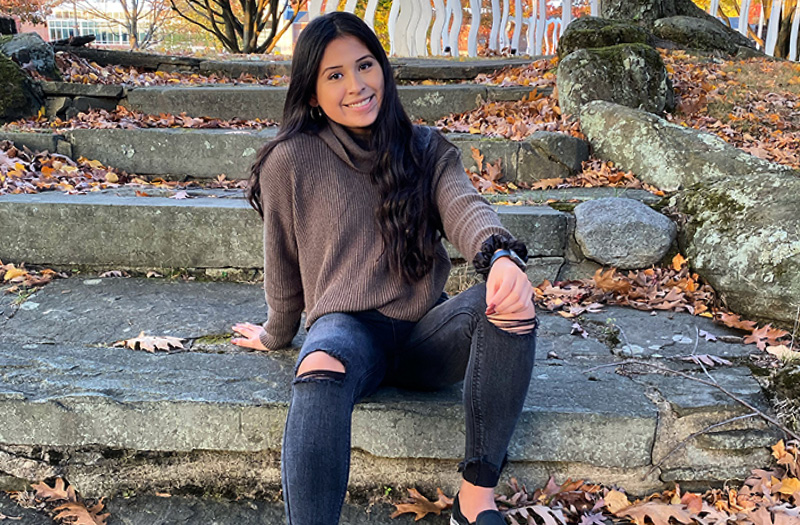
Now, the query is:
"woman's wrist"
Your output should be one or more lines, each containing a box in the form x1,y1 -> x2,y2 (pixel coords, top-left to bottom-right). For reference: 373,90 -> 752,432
473,233 -> 529,279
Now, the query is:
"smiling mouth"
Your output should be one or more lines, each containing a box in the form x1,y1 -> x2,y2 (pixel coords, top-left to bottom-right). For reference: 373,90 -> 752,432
345,95 -> 374,108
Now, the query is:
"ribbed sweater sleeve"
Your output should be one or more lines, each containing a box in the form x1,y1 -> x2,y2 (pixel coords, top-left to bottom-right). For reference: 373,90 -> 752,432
258,143 -> 304,350
433,142 -> 511,261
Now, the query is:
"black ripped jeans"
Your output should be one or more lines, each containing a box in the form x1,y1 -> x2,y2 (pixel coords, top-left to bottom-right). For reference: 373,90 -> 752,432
281,283 -> 538,525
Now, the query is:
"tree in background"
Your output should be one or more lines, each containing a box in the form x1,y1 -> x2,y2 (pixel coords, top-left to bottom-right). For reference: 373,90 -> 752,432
75,0 -> 172,49
0,0 -> 61,25
168,0 -> 308,54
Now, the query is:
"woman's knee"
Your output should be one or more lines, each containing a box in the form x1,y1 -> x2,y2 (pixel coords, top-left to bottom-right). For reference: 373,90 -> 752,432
486,301 -> 538,335
295,350 -> 346,382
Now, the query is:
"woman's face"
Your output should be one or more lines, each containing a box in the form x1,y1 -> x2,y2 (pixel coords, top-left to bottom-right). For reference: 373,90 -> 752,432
311,35 -> 384,136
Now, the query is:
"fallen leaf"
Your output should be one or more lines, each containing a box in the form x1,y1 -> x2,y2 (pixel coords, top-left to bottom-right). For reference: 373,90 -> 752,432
603,490 -> 631,514
53,501 -> 109,525
615,500 -> 694,525
390,488 -> 452,520
31,478 -> 76,503
113,332 -> 185,353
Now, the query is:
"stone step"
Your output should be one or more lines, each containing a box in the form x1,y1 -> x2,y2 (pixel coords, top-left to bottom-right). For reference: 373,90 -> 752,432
0,123 -> 578,185
54,45 -> 539,81
0,277 -> 777,501
36,81 -> 543,124
0,192 -> 568,278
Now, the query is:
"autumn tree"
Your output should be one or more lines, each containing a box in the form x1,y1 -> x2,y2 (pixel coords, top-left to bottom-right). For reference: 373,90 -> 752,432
168,0 -> 308,54
74,0 -> 172,49
0,0 -> 62,25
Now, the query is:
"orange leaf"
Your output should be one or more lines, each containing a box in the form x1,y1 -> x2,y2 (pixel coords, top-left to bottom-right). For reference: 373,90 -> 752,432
672,254 -> 687,271
615,500 -> 694,525
390,488 -> 452,521
32,478 -> 77,502
592,269 -> 631,294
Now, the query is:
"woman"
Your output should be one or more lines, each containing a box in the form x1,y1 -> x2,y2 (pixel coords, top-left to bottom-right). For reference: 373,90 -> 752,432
232,12 -> 538,525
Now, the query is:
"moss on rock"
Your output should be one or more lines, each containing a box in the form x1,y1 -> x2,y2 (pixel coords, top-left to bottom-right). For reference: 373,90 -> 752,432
558,16 -> 655,59
0,53 -> 43,122
557,43 -> 671,117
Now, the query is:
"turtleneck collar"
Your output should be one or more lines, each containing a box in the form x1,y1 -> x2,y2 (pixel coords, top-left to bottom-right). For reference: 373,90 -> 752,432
317,119 -> 375,174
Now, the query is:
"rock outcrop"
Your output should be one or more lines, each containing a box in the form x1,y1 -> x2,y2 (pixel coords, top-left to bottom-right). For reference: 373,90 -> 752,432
579,100 -> 800,326
556,43 -> 673,117
0,32 -> 59,79
574,197 -> 676,269
0,53 -> 44,122
558,16 -> 654,59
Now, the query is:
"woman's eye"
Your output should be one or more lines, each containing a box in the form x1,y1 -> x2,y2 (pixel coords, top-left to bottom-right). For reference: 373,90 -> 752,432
328,72 -> 342,80
359,61 -> 373,70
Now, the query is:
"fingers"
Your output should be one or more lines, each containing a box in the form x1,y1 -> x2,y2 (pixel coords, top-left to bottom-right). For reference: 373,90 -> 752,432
231,322 -> 269,351
486,259 -> 534,315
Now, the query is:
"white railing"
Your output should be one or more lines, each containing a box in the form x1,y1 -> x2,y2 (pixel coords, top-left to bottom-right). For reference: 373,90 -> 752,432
304,0 -> 798,61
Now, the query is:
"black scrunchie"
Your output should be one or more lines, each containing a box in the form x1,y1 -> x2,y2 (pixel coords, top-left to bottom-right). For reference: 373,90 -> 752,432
472,233 -> 529,279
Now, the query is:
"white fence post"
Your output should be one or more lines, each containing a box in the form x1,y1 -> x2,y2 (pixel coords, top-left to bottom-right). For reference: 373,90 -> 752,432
324,0 -> 338,14
757,2 -> 765,48
512,0 -> 523,52
708,0 -> 720,16
739,0 -> 752,36
468,0 -> 480,56
415,0 -> 433,56
562,0 -> 572,35
535,0 -> 546,55
388,0 -> 400,55
431,0 -> 446,55
343,0 -> 357,13
765,0 -> 782,56
500,0 -> 510,49
790,0 -> 800,60
447,0 -> 463,55
591,0 -> 599,16
364,0 -> 378,29
489,0 -> 501,51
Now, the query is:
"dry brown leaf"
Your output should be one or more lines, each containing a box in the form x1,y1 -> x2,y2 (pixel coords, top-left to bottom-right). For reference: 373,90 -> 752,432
53,501 -> 108,525
615,500 -> 694,525
603,490 -> 631,514
390,488 -> 452,521
113,332 -> 185,352
31,478 -> 77,503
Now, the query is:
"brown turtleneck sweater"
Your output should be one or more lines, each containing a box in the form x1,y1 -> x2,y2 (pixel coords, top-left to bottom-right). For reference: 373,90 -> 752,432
258,120 -> 510,350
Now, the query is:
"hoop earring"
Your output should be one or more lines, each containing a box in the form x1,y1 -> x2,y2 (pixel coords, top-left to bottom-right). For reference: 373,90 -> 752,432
310,106 -> 323,120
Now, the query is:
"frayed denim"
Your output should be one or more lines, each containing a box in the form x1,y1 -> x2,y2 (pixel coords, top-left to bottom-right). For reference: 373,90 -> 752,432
281,283 -> 537,525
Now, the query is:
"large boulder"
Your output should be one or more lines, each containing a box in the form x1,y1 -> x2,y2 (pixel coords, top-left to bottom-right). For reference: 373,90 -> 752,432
653,16 -> 755,55
578,101 -> 794,191
556,43 -> 673,118
601,0 -> 756,53
558,17 -> 655,59
579,100 -> 800,326
0,32 -> 59,79
574,197 -> 676,269
0,53 -> 44,122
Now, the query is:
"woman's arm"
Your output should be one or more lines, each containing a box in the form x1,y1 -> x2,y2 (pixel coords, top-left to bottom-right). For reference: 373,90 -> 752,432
258,143 -> 305,349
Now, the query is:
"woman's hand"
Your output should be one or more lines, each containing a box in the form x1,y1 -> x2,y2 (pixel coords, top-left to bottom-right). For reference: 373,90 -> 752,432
231,322 -> 271,351
485,257 -> 535,317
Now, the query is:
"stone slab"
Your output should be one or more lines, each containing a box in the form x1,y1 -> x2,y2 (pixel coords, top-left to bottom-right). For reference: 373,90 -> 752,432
69,127 -> 278,178
0,130 -> 62,154
123,85 -> 528,123
40,81 -> 123,98
0,193 -> 265,269
0,193 -> 567,269
0,278 -> 268,345
0,312 -> 655,468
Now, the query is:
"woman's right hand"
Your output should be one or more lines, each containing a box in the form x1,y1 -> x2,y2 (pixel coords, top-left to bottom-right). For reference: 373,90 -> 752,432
231,322 -> 271,351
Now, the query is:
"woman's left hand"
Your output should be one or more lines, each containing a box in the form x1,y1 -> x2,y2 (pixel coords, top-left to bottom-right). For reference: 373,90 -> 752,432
485,257 -> 534,316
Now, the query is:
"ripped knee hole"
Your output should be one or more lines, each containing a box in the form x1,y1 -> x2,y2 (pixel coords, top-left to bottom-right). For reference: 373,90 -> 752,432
487,315 -> 538,335
295,349 -> 346,379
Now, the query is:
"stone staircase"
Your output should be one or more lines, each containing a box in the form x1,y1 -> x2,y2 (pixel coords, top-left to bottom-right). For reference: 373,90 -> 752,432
0,58 -> 785,523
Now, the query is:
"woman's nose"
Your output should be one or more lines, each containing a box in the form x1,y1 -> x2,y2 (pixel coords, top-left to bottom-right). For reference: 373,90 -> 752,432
348,73 -> 366,93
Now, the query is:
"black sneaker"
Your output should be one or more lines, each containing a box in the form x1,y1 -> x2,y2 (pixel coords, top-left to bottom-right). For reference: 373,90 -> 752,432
450,494 -> 506,525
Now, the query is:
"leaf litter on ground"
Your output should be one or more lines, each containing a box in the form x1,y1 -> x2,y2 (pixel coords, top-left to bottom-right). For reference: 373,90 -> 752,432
10,477 -> 109,525
391,440 -> 800,524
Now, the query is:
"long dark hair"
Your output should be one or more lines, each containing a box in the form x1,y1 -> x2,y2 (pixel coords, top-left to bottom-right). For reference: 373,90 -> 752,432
246,12 -> 443,283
